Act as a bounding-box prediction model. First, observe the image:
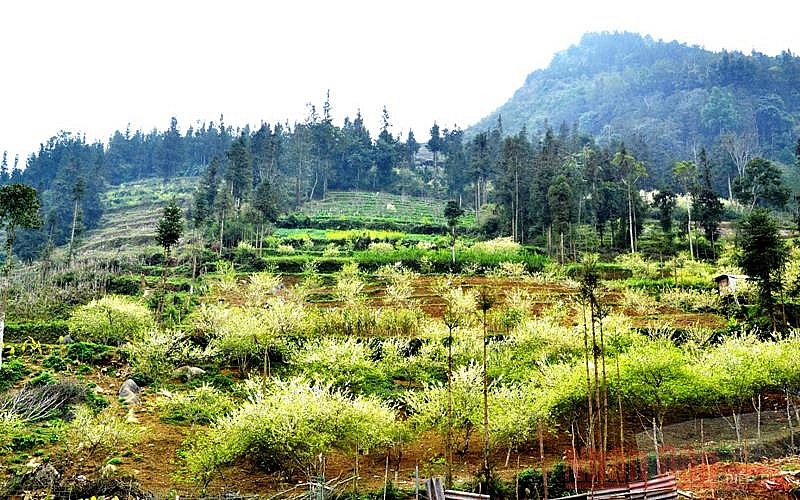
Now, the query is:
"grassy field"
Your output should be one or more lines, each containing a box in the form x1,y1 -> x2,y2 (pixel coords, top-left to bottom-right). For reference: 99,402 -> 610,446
296,190 -> 476,227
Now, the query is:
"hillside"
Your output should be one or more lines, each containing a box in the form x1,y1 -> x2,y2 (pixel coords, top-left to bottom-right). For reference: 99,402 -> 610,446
471,31 -> 800,185
68,181 -> 465,261
70,177 -> 197,260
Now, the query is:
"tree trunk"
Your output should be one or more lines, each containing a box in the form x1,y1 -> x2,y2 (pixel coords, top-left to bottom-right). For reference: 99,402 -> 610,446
68,198 -> 79,265
627,186 -> 635,253
0,239 -> 11,370
687,204 -> 694,259
787,390 -> 795,451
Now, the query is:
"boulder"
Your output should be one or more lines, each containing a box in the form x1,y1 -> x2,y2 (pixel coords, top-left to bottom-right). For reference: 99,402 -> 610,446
118,378 -> 141,405
172,365 -> 206,381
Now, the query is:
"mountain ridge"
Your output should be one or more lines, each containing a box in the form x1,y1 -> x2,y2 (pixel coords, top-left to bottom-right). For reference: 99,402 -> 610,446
471,31 -> 800,184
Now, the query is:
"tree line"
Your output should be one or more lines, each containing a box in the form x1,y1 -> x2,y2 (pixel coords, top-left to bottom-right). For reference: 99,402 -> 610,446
3,89 -> 798,262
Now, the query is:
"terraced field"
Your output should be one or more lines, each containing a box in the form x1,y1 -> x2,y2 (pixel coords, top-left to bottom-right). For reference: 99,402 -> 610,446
73,177 -> 197,258
297,191 -> 476,227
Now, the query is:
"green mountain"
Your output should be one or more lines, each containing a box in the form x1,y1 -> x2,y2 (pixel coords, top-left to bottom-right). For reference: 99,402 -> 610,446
472,31 -> 800,186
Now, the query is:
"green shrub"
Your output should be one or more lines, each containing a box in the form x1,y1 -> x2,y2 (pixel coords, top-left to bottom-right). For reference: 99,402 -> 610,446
0,414 -> 25,453
84,384 -> 110,413
124,330 -> 212,386
42,352 -> 69,372
0,359 -> 28,391
147,290 -> 198,327
67,295 -> 155,346
64,407 -> 143,458
28,371 -> 58,386
156,384 -> 234,425
515,463 -> 566,499
3,321 -> 69,344
105,275 -> 143,296
66,342 -> 111,364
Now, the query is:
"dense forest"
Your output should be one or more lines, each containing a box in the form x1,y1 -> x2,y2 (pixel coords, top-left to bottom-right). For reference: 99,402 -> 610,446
3,32 -> 800,262
472,31 -> 800,186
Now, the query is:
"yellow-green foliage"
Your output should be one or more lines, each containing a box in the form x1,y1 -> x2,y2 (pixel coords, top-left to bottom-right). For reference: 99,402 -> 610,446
376,307 -> 422,336
190,299 -> 306,373
404,362 -> 543,449
155,384 -> 234,425
782,246 -> 800,297
288,338 -> 385,393
211,260 -> 239,294
470,236 -> 521,255
193,304 -> 276,372
487,261 -> 529,279
367,241 -> 394,252
124,329 -> 214,384
244,271 -> 283,307
181,377 -> 401,484
0,412 -> 24,454
65,407 -> 144,457
508,317 -> 586,366
620,288 -> 660,315
439,283 -> 477,330
335,262 -> 365,306
613,252 -> 657,279
376,263 -> 417,306
67,295 -> 154,346
659,288 -> 723,312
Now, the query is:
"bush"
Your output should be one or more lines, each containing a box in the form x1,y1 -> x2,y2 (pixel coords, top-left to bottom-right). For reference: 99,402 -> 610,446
0,414 -> 24,454
516,462 -> 567,499
124,330 -> 212,386
3,321 -> 69,344
156,384 -> 234,425
660,288 -> 723,313
42,352 -> 69,372
0,359 -> 28,391
105,275 -> 143,296
66,342 -> 112,364
64,406 -> 143,458
67,295 -> 155,346
182,378 -> 402,484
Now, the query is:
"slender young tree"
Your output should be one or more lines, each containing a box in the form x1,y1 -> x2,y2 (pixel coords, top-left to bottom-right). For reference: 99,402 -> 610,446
0,184 -> 42,369
67,175 -> 86,265
673,160 -> 699,259
477,286 -> 495,493
612,144 -> 646,253
444,200 -> 464,266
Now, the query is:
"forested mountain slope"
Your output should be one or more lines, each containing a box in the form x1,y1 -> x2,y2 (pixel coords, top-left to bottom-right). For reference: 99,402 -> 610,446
471,31 -> 800,184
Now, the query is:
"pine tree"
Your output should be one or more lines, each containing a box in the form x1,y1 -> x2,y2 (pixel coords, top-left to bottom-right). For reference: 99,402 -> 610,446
738,208 -> 787,333
428,123 -> 443,169
0,184 -> 42,369
225,134 -> 253,208
156,200 -> 184,259
0,152 -> 8,184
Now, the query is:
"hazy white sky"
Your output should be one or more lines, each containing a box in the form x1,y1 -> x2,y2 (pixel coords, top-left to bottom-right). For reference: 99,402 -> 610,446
1,0 -> 798,163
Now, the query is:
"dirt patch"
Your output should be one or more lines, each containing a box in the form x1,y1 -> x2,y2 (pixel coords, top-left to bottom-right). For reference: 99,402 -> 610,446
677,459 -> 800,497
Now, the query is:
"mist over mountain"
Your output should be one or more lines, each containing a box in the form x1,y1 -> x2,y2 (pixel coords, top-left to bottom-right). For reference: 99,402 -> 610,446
471,31 -> 800,185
